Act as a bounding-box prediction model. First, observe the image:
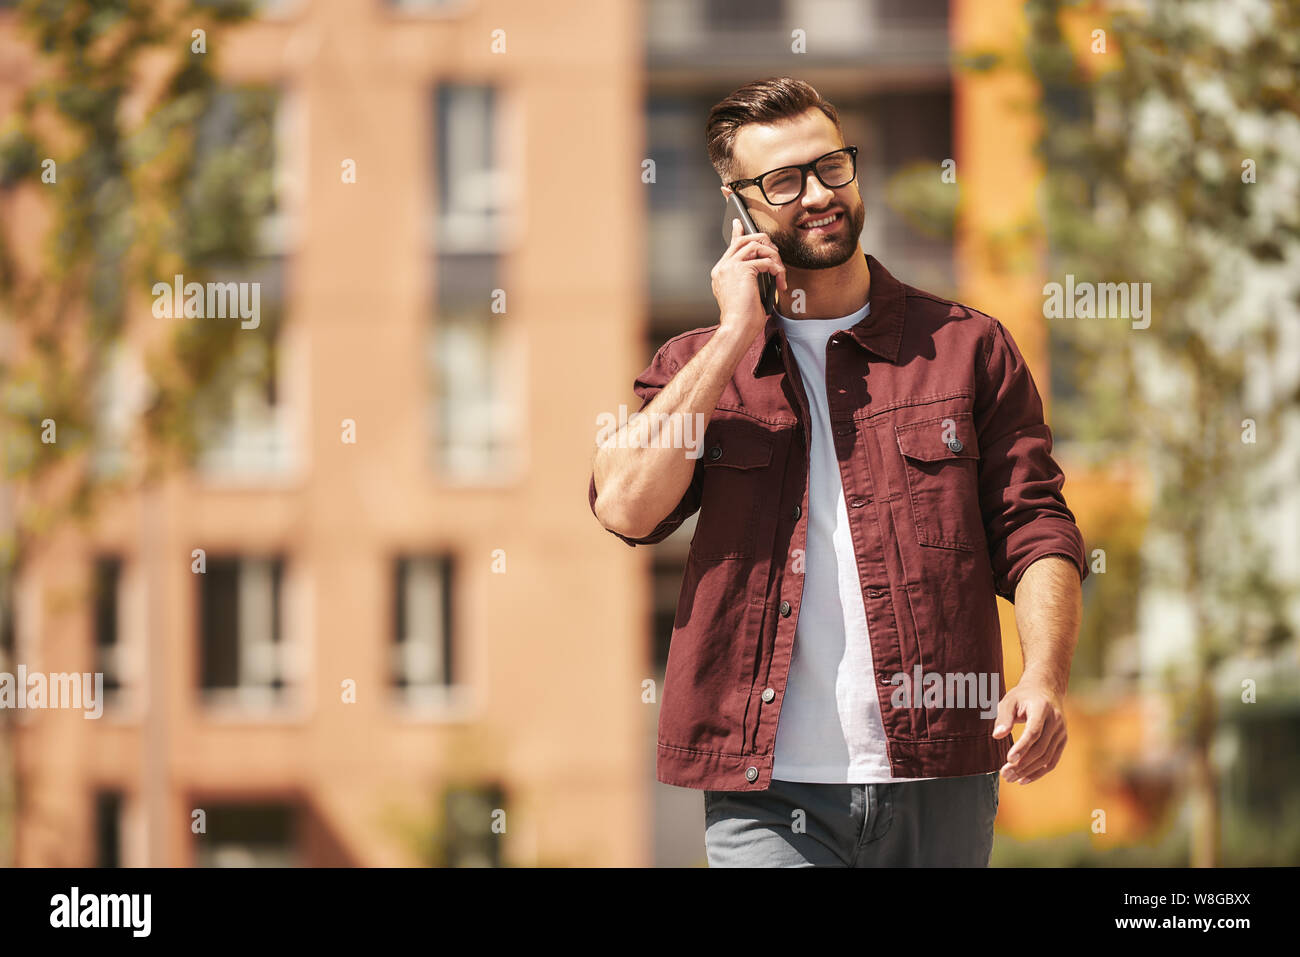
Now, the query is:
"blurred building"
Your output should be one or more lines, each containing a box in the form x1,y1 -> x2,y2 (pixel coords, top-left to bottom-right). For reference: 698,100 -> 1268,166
0,0 -> 650,867
3,0 -> 1238,869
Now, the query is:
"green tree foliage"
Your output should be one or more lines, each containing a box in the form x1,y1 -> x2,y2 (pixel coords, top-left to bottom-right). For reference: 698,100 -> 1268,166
0,0 -> 268,554
0,0 -> 266,864
1021,0 -> 1300,865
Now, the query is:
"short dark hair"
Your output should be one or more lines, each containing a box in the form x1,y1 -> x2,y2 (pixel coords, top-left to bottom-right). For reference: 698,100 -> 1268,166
705,77 -> 843,184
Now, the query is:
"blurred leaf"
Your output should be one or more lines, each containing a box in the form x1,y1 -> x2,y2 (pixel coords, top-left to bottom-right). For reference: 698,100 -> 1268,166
883,161 -> 957,242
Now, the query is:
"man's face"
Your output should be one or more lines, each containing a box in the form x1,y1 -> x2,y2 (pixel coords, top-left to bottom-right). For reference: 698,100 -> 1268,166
725,107 -> 866,270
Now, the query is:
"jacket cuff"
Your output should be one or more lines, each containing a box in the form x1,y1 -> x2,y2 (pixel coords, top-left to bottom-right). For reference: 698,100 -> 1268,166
993,519 -> 1088,602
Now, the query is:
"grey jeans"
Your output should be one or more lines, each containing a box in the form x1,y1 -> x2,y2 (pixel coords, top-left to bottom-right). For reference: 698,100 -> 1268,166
704,772 -> 1000,867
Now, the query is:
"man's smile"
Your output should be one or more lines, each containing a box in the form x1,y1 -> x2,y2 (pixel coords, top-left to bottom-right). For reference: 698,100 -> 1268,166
797,210 -> 844,233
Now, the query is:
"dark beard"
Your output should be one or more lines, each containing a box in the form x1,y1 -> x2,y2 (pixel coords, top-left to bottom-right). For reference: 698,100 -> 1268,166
770,200 -> 865,270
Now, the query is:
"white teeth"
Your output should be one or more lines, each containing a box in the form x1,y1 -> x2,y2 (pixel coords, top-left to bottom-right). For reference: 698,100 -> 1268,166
802,213 -> 838,229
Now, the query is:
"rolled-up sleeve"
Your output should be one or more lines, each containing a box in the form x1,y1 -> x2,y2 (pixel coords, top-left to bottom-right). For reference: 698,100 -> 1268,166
588,343 -> 704,547
974,319 -> 1089,601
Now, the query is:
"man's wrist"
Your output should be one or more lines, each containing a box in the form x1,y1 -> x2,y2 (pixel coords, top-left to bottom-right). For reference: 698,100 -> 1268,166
1019,664 -> 1069,699
709,321 -> 760,366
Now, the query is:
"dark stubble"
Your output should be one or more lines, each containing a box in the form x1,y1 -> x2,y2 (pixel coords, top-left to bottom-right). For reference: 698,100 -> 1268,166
768,195 -> 866,270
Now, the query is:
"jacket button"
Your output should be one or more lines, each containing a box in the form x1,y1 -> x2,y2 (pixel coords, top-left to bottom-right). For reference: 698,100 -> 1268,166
745,766 -> 759,782
866,588 -> 885,599
849,498 -> 865,508
947,438 -> 964,453
792,504 -> 801,520
779,600 -> 792,617
761,687 -> 775,703
707,445 -> 722,461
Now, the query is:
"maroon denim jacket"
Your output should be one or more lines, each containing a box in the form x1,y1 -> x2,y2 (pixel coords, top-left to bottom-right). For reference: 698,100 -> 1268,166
588,254 -> 1088,791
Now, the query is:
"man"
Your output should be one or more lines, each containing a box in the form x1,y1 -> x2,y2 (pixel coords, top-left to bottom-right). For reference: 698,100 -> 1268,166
588,77 -> 1088,867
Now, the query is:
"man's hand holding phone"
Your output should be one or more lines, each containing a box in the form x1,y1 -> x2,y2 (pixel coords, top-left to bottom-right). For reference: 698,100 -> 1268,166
711,216 -> 787,348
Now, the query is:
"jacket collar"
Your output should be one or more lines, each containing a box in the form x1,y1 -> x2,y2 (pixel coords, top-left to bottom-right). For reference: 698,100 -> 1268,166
749,252 -> 904,376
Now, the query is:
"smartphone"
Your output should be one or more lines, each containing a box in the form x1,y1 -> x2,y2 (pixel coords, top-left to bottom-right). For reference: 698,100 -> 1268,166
722,192 -> 777,317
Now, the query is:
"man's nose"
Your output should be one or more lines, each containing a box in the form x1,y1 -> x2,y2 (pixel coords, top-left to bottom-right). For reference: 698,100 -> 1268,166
803,173 -> 834,207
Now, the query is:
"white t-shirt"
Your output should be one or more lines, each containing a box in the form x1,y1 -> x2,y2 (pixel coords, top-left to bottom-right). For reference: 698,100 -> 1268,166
772,301 -> 933,783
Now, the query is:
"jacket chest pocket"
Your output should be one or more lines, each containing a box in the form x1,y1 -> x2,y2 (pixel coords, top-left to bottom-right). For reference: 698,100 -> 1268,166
691,432 -> 774,561
895,412 -> 983,551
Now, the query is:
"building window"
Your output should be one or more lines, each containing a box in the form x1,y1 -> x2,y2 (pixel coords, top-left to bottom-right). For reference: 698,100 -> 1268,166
386,0 -> 466,12
869,89 -> 955,293
443,784 -> 504,867
195,0 -> 299,15
704,0 -> 783,30
430,84 -> 518,482
876,0 -> 948,25
434,84 -> 505,254
192,259 -> 293,480
646,96 -> 720,311
91,342 -> 146,480
93,556 -> 124,704
392,556 -> 454,706
94,791 -> 123,868
195,803 -> 296,867
187,85 -> 297,480
199,557 -> 288,710
431,311 -> 518,480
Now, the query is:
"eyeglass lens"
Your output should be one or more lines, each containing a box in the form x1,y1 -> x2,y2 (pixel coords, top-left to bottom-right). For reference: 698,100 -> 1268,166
762,150 -> 855,204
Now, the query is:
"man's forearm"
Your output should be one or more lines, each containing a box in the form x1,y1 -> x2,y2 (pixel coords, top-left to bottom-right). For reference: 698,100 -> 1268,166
1011,555 -> 1082,696
592,326 -> 754,538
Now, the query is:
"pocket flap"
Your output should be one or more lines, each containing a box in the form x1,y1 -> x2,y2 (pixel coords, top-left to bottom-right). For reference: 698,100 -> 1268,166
701,434 -> 773,470
896,413 -> 980,462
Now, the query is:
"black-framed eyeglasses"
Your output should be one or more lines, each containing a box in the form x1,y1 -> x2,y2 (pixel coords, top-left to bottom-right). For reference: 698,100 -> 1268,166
726,146 -> 859,206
